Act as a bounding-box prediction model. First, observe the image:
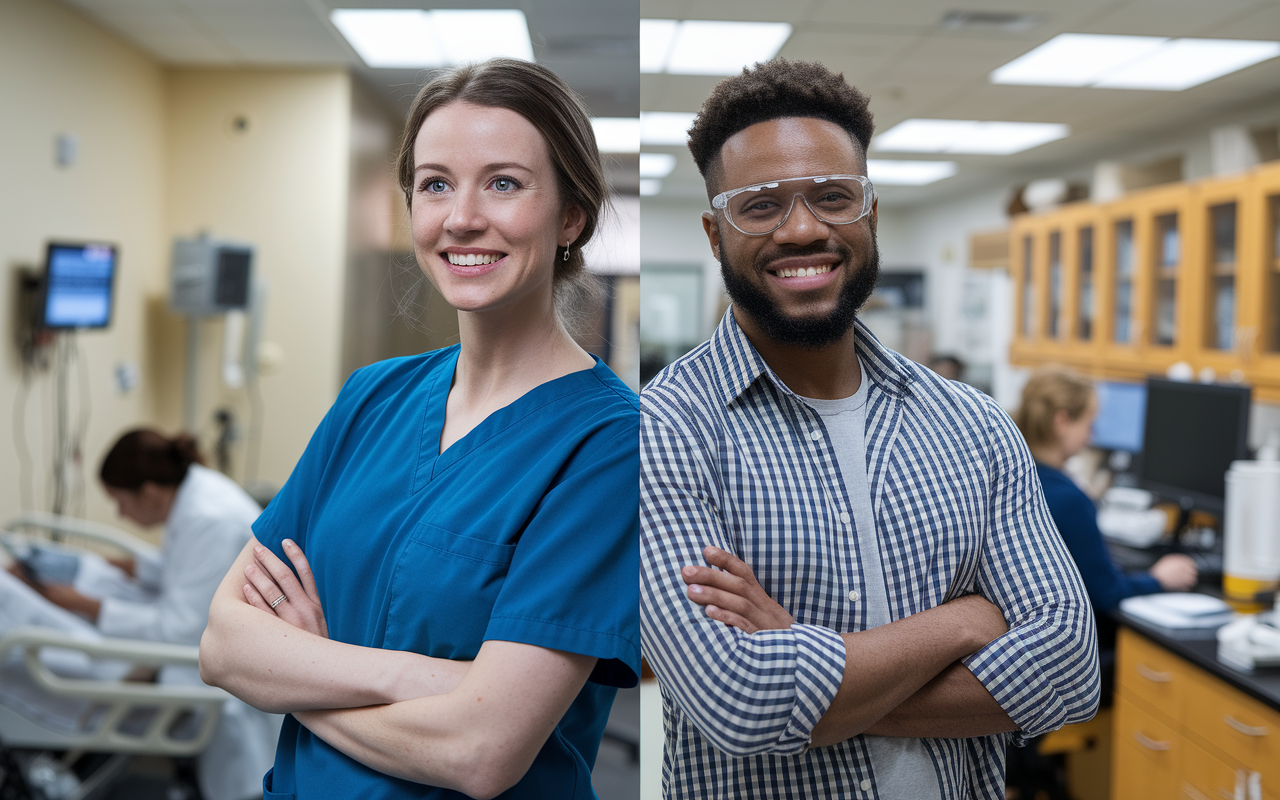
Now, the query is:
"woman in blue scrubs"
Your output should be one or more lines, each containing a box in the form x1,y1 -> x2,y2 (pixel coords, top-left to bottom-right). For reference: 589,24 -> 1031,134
199,58 -> 639,800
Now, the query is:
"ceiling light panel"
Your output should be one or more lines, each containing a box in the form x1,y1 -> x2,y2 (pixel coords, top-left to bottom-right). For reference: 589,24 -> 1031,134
873,119 -> 1070,155
592,118 -> 640,153
1097,38 -> 1280,90
640,19 -> 791,75
640,19 -> 678,73
866,160 -> 958,186
640,153 -> 677,178
330,9 -> 532,68
641,112 -> 698,146
991,33 -> 1280,90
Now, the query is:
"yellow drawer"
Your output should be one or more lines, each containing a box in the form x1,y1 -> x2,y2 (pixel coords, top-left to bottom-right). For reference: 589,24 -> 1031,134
1185,673 -> 1280,775
1117,627 -> 1194,722
1113,695 -> 1181,799
1180,734 -> 1244,800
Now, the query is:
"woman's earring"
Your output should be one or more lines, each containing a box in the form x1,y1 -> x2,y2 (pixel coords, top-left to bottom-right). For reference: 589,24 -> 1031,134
562,245 -> 570,262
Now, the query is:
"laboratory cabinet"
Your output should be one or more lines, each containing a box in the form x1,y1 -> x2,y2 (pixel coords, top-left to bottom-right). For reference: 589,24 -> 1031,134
1112,625 -> 1280,800
1011,161 -> 1280,400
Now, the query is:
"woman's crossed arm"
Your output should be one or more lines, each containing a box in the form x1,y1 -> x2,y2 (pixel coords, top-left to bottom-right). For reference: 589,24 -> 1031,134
199,537 -> 596,798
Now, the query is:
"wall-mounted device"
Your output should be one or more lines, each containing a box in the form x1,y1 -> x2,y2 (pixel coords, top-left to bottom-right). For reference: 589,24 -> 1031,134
14,241 -> 118,371
41,242 -> 118,329
170,235 -> 252,315
169,234 -> 264,435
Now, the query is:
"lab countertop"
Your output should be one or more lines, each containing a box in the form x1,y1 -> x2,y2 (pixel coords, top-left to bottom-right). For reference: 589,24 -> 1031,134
1116,609 -> 1280,712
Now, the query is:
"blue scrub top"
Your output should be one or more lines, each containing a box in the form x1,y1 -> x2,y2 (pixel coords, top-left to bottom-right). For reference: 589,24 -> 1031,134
252,346 -> 640,800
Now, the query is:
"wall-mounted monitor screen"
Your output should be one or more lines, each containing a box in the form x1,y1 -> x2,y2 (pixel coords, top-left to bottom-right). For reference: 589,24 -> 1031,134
1091,380 -> 1146,452
41,242 -> 117,329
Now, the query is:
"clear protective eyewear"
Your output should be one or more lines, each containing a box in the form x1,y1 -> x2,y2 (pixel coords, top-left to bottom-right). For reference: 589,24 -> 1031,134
711,174 -> 876,236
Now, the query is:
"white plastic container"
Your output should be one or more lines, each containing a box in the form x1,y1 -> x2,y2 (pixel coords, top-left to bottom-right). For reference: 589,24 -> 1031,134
1223,460 -> 1280,610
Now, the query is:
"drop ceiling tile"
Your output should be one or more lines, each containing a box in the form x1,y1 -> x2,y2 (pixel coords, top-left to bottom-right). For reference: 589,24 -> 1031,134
642,74 -> 722,111
782,30 -> 919,64
63,0 -> 170,15
919,81 -> 1063,123
683,0 -> 817,22
1081,0 -> 1264,37
640,0 -> 696,19
1205,4 -> 1280,38
806,0 -> 1106,28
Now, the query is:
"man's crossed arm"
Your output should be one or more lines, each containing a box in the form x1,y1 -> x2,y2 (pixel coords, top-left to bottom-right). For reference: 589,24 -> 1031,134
682,546 -> 1017,745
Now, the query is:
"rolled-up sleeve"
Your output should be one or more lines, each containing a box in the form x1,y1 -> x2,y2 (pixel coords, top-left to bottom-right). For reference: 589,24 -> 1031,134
962,397 -> 1100,741
640,403 -> 846,757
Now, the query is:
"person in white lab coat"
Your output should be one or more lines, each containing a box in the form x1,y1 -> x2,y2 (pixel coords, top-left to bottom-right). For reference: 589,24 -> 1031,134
11,428 -> 280,800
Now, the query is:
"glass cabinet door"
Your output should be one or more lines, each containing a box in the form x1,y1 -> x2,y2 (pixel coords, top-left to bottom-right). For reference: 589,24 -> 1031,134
1268,195 -> 1280,352
1208,202 -> 1237,350
1048,231 -> 1062,338
1114,219 -> 1135,344
1078,226 -> 1094,341
1021,233 -> 1035,338
1153,212 -> 1179,347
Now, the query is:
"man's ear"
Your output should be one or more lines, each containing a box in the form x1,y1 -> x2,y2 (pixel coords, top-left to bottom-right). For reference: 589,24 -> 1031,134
702,211 -> 721,260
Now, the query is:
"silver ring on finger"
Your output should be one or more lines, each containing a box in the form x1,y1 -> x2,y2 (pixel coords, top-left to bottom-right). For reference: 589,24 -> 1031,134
270,593 -> 287,609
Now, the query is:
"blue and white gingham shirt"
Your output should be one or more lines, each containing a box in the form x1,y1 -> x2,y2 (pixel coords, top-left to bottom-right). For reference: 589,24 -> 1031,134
640,311 -> 1099,800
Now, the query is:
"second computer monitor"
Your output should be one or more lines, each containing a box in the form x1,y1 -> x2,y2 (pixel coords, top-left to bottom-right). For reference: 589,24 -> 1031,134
1091,380 -> 1147,453
1141,378 -> 1250,514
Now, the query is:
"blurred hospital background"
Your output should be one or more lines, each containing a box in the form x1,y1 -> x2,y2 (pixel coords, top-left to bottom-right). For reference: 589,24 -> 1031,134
0,0 -> 638,797
640,2 -> 1280,799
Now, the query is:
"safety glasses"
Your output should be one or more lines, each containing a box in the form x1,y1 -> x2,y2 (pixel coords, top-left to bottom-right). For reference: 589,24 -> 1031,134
711,174 -> 876,236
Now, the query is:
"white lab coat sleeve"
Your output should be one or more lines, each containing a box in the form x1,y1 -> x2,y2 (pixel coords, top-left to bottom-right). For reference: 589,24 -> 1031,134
133,549 -> 163,591
96,516 -> 240,646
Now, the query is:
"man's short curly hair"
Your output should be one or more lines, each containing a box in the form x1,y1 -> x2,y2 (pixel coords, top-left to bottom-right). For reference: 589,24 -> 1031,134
686,59 -> 874,197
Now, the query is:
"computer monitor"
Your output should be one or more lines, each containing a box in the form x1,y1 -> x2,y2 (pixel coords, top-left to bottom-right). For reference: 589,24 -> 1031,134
1140,378 -> 1250,514
40,242 -> 118,329
1091,380 -> 1146,452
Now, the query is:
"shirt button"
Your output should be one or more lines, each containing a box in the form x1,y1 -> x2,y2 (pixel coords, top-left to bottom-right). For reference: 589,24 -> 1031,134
840,511 -> 851,524
861,779 -> 872,791
849,590 -> 860,602
809,429 -> 822,441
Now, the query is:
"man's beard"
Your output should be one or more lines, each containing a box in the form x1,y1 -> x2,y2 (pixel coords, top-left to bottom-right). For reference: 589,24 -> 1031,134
719,238 -> 880,350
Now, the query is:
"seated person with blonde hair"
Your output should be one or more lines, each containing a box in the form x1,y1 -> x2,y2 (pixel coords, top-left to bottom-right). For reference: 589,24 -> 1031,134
1014,367 -> 1197,636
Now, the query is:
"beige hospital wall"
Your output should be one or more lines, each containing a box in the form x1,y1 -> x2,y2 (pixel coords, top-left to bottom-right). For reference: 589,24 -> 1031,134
160,68 -> 351,490
0,0 -> 355,535
0,0 -> 167,536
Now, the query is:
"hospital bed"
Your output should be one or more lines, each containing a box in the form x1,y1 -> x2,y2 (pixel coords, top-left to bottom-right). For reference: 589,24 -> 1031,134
1,513 -> 228,799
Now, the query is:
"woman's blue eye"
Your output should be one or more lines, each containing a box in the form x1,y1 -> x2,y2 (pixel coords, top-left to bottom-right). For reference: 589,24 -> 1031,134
422,179 -> 448,193
493,177 -> 519,192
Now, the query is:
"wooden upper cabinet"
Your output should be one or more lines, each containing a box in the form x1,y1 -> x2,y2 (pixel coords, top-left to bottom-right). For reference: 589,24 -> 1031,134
1248,161 -> 1280,392
1009,161 -> 1280,398
1010,204 -> 1100,368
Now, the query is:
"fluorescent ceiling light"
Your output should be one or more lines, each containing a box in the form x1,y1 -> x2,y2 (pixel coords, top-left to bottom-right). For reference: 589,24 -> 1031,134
640,153 -> 677,178
992,33 -> 1280,90
641,19 -> 791,74
592,118 -> 640,153
331,9 -> 532,68
866,160 -> 958,186
641,112 -> 697,146
640,179 -> 663,196
873,119 -> 1069,155
1098,38 -> 1280,90
641,19 -> 678,73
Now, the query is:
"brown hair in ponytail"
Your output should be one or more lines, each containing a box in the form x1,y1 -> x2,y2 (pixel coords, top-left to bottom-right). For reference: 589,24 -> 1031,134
99,429 -> 205,490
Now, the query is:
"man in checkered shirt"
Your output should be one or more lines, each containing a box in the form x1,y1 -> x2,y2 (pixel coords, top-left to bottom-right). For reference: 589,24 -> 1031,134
640,59 -> 1099,799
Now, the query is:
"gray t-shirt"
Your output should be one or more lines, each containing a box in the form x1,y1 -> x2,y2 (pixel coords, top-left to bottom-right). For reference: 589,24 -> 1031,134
801,364 -> 943,800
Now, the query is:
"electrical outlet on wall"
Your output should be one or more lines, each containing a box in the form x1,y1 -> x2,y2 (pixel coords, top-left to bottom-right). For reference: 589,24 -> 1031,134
114,361 -> 139,393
